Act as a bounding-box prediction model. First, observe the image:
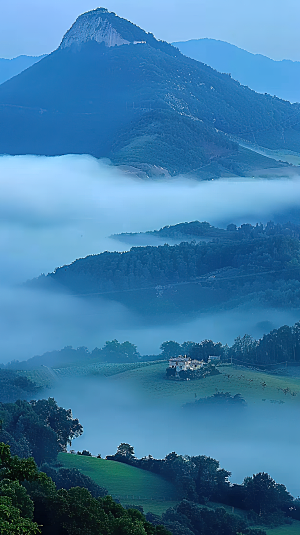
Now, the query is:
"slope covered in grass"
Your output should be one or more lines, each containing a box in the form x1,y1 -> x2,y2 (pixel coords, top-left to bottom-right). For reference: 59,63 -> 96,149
266,523 -> 300,535
108,361 -> 300,407
58,453 -> 179,512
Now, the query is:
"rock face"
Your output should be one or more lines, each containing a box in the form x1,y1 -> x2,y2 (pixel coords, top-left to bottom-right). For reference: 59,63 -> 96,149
60,8 -> 131,49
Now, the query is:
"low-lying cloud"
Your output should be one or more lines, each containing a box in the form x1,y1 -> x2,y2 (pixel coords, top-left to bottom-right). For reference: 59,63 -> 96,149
51,376 -> 300,497
1,154 -> 300,283
2,154 -> 300,497
1,154 -> 300,360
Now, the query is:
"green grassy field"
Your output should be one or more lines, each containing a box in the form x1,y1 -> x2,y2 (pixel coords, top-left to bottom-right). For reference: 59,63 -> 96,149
22,360 -> 300,408
265,522 -> 300,535
107,362 -> 300,407
58,452 -> 179,513
58,454 -> 300,530
19,361 -> 159,388
17,367 -> 57,388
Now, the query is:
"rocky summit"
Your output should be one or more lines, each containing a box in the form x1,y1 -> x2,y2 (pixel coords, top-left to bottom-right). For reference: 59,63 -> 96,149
59,8 -> 145,49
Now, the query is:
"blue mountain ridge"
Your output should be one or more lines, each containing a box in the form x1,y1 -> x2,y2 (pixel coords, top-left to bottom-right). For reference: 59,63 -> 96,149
173,38 -> 300,104
0,55 -> 46,85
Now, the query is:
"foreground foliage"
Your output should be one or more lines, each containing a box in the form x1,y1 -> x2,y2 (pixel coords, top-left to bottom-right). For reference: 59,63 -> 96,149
0,442 -> 171,535
0,398 -> 83,464
107,446 -> 296,528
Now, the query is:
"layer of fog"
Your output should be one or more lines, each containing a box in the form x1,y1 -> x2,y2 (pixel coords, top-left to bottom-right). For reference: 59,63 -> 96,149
1,154 -> 300,361
2,286 -> 300,360
2,154 -> 300,284
51,376 -> 300,497
2,154 -> 300,498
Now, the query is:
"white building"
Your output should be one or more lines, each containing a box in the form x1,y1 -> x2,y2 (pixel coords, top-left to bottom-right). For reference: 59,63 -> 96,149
168,355 -> 204,375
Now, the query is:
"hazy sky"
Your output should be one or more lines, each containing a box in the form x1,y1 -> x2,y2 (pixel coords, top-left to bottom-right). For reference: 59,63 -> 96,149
1,0 -> 300,61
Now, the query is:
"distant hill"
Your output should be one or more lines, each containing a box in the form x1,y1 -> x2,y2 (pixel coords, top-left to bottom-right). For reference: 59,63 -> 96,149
29,220 -> 300,316
0,9 -> 300,176
173,38 -> 300,104
0,54 -> 46,85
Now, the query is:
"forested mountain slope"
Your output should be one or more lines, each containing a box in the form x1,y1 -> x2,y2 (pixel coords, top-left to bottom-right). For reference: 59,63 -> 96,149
30,221 -> 300,314
0,8 -> 299,175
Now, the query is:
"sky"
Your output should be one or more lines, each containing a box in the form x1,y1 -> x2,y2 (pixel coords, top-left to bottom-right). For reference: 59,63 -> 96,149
1,0 -> 300,61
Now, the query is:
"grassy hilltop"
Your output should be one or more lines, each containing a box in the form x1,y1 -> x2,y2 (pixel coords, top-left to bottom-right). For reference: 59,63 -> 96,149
20,360 -> 300,407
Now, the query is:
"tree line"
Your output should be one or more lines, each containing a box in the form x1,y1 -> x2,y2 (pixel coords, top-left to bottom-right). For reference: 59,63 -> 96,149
107,443 -> 300,532
5,317 -> 300,374
160,319 -> 300,367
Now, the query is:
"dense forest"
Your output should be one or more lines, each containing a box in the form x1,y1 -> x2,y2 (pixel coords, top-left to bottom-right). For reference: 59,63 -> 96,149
31,220 -> 300,315
0,398 -> 82,465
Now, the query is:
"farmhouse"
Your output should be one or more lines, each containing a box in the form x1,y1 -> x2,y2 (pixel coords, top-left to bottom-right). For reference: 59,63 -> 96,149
168,356 -> 204,375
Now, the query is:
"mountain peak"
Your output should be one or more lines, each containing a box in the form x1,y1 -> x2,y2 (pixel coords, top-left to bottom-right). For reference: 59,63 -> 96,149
59,7 -> 148,49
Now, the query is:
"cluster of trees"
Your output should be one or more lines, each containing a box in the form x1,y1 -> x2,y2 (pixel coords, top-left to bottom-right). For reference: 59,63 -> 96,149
161,319 -> 300,367
184,392 -> 247,408
107,445 -> 299,531
6,318 -> 300,374
0,442 -> 170,534
0,370 -> 40,402
157,500 -> 267,535
161,340 -> 224,361
0,398 -> 83,465
228,321 -> 300,366
4,340 -> 140,371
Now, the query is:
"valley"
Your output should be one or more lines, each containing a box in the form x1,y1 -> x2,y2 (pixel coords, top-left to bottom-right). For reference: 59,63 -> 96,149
1,4 -> 300,534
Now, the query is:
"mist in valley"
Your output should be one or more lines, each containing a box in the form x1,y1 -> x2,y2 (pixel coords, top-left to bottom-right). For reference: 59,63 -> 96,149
1,154 -> 300,500
49,375 -> 300,497
1,154 -> 300,359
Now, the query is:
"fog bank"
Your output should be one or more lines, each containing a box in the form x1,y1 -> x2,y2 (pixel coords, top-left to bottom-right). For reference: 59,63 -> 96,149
1,154 -> 300,360
51,376 -> 300,497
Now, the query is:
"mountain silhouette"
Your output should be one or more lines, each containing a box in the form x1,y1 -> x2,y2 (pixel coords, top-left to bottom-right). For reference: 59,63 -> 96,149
0,8 -> 299,176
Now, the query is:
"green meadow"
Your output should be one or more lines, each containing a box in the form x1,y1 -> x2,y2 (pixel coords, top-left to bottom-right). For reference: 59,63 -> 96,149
57,454 -> 300,532
265,522 -> 300,535
22,359 -> 300,408
58,452 -> 179,513
107,361 -> 300,407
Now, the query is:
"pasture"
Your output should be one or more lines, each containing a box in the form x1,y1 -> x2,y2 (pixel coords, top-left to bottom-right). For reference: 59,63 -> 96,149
20,359 -> 300,408
107,361 -> 300,407
58,452 -> 179,513
56,455 -> 300,532
266,522 -> 300,535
